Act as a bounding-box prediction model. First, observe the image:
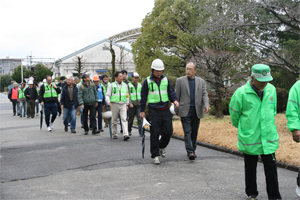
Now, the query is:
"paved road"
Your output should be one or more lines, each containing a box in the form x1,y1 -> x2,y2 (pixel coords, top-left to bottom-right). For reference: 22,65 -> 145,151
0,94 -> 298,199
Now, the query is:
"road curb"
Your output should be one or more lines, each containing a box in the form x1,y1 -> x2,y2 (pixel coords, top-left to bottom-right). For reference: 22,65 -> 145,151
134,125 -> 299,172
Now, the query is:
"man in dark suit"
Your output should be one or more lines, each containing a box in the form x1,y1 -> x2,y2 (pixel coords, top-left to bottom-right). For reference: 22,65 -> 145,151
175,62 -> 209,160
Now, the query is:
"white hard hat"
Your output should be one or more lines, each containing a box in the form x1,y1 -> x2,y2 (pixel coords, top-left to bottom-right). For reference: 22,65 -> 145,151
28,80 -> 33,84
151,59 -> 164,70
102,111 -> 112,119
169,104 -> 175,115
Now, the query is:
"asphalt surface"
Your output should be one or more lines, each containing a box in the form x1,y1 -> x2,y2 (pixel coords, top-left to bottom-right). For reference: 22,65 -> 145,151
0,93 -> 299,199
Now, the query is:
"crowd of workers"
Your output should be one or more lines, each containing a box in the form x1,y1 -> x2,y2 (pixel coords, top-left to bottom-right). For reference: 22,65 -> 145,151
7,59 -> 300,199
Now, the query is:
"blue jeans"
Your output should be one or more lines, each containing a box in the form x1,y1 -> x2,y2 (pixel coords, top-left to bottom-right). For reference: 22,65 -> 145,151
80,107 -> 83,124
44,102 -> 57,127
63,103 -> 76,130
19,101 -> 26,116
180,106 -> 200,155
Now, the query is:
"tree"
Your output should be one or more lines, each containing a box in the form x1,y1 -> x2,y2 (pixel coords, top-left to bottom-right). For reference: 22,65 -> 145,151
73,55 -> 87,78
117,45 -> 129,71
0,74 -> 13,92
11,65 -> 31,83
109,41 -> 116,82
31,63 -> 53,82
200,0 -> 300,73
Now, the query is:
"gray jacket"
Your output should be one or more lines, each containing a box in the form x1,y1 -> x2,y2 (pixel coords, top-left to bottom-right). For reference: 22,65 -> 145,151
175,76 -> 209,119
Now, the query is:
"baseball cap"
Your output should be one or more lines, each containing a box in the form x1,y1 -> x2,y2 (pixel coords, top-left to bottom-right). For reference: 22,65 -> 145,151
251,64 -> 273,82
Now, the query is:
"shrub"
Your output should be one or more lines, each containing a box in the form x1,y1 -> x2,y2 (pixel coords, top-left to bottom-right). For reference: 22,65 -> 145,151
276,87 -> 288,113
209,97 -> 231,116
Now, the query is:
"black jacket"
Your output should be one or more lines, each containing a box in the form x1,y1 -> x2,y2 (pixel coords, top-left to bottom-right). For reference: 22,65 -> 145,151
24,87 -> 38,101
39,83 -> 61,103
60,83 -> 79,108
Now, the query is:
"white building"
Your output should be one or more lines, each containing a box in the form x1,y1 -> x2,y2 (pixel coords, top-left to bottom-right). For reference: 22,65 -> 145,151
54,39 -> 135,78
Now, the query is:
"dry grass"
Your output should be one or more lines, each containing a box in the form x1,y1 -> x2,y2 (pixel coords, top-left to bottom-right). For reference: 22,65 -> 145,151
172,113 -> 300,167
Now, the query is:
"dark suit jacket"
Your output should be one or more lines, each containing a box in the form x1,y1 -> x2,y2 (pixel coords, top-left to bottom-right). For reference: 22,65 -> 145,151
175,76 -> 209,119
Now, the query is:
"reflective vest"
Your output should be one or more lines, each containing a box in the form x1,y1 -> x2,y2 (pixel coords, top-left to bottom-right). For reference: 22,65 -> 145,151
11,87 -> 18,99
18,88 -> 25,98
101,82 -> 110,96
110,82 -> 127,102
128,82 -> 141,101
147,76 -> 169,103
36,87 -> 39,96
43,83 -> 58,98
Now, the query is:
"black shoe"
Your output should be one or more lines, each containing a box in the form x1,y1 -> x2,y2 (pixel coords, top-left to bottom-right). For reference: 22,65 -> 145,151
99,129 -> 104,132
92,130 -> 99,135
20,115 -> 22,118
64,127 -> 68,132
17,113 -> 20,116
84,131 -> 88,135
188,153 -> 195,160
27,116 -> 30,118
71,130 -> 76,134
123,135 -> 130,141
129,132 -> 132,136
120,130 -> 123,134
96,130 -> 101,133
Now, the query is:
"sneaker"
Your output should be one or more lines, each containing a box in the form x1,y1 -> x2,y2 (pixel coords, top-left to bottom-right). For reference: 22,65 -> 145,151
153,156 -> 160,165
113,135 -> 118,139
296,185 -> 300,198
47,126 -> 52,132
159,148 -> 166,158
247,195 -> 258,200
123,135 -> 130,141
50,123 -> 54,129
188,152 -> 196,160
64,127 -> 68,132
71,130 -> 76,134
84,131 -> 88,135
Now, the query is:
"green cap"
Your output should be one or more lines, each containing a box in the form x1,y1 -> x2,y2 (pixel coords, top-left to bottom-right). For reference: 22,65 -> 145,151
251,64 -> 273,82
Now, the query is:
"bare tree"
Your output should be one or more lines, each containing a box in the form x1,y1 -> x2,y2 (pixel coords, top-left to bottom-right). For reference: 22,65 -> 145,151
73,55 -> 87,78
192,47 -> 250,118
116,45 -> 130,71
109,41 -> 116,82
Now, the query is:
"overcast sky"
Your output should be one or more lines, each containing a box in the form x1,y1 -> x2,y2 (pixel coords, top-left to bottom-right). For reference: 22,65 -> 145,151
0,0 -> 154,61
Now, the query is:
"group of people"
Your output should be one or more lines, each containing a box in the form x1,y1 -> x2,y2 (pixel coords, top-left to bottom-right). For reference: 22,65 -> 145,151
7,59 -> 299,199
8,80 -> 40,118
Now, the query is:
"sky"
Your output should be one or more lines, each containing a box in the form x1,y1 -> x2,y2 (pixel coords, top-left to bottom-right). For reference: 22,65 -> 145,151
0,0 -> 154,61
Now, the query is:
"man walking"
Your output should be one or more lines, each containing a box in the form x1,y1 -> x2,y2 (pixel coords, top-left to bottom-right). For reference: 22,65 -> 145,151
78,74 -> 98,135
8,82 -> 19,116
175,62 -> 209,160
93,75 -> 105,133
101,74 -> 110,128
39,75 -> 61,131
229,64 -> 281,200
60,76 -> 79,134
18,82 -> 26,118
140,59 -> 179,165
56,76 -> 65,117
105,71 -> 130,141
128,72 -> 142,136
25,80 -> 38,118
286,80 -> 300,197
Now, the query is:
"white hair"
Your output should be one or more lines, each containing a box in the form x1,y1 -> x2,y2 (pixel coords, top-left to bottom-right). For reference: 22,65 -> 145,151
66,75 -> 74,80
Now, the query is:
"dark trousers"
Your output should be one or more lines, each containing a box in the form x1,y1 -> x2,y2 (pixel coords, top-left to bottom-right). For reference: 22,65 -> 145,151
11,100 -> 19,115
298,169 -> 300,187
128,105 -> 142,135
244,153 -> 281,199
27,100 -> 35,117
97,102 -> 103,130
180,106 -> 200,155
44,102 -> 57,127
83,104 -> 96,132
57,100 -> 61,115
149,108 -> 173,158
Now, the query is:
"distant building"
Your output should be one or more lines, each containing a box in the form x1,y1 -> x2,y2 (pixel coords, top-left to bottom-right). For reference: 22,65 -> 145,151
54,39 -> 135,79
0,58 -> 22,74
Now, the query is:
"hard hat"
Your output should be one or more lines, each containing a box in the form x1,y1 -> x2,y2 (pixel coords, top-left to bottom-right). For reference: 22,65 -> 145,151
93,75 -> 100,81
169,104 -> 175,115
102,111 -> 112,119
28,80 -> 33,84
151,59 -> 164,70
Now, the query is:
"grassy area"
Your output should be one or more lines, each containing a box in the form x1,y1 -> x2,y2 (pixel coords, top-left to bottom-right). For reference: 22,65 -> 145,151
172,113 -> 300,167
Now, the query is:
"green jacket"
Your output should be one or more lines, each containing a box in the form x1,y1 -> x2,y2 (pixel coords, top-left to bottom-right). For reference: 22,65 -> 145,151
286,80 -> 300,132
229,81 -> 279,155
78,81 -> 98,106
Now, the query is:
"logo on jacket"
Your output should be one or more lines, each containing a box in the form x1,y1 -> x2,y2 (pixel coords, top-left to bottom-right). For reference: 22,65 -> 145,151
270,96 -> 273,102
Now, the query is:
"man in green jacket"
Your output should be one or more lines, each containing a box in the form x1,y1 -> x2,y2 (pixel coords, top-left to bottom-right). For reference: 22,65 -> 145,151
229,64 -> 281,200
286,80 -> 300,197
78,74 -> 98,135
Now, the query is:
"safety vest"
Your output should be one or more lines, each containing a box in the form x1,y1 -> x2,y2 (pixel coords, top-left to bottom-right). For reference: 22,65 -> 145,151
18,88 -> 25,98
128,82 -> 141,101
11,87 -> 18,99
36,87 -> 39,96
101,82 -> 110,96
43,83 -> 58,98
147,76 -> 169,103
110,82 -> 127,102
